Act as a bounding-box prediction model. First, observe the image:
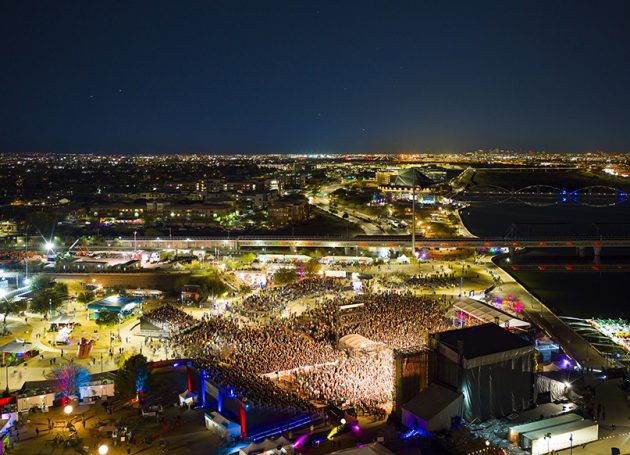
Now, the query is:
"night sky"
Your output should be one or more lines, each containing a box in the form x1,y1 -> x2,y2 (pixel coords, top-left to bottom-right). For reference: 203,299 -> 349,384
2,1 -> 630,154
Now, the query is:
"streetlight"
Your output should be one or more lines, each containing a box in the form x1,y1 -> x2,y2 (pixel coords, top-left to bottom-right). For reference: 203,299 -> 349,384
544,432 -> 551,455
64,404 -> 73,415
98,444 -> 109,455
45,241 -> 55,252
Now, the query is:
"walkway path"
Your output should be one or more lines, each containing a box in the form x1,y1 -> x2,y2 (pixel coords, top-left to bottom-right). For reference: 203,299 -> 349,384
482,255 -> 609,370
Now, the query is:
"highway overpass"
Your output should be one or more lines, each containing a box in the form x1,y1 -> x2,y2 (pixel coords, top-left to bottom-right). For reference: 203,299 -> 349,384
101,235 -> 630,251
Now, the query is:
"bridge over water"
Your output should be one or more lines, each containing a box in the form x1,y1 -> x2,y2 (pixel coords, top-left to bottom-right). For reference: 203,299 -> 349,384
100,233 -> 630,251
455,184 -> 628,207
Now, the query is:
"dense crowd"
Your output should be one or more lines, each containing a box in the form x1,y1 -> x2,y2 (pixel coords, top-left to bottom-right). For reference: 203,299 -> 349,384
193,356 -> 315,414
166,277 -> 450,414
172,315 -> 344,374
381,271 -> 460,291
294,352 -> 393,412
336,291 -> 451,351
142,304 -> 198,333
230,278 -> 345,316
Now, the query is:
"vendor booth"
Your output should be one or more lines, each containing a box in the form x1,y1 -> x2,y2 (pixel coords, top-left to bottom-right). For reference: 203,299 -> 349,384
204,411 -> 241,441
0,340 -> 38,366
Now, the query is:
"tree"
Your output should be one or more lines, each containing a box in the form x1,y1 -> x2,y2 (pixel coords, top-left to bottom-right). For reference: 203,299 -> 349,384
30,281 -> 68,315
96,310 -> 119,327
47,364 -> 91,402
29,275 -> 53,293
239,252 -> 256,265
115,354 -> 150,400
274,268 -> 298,285
0,297 -> 27,334
303,257 -> 321,276
77,290 -> 95,304
174,272 -> 230,302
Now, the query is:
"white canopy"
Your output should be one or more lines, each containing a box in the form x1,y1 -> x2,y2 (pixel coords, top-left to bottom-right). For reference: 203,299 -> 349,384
339,334 -> 376,352
454,297 -> 530,329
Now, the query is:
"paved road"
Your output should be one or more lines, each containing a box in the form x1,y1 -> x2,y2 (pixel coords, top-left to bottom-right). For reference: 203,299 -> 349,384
483,256 -> 609,370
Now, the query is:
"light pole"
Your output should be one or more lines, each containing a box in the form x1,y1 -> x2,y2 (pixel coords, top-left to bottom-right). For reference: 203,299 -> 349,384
411,168 -> 416,256
544,432 -> 551,455
24,230 -> 28,283
569,433 -> 573,455
63,404 -> 73,436
459,260 -> 465,298
133,231 -> 137,252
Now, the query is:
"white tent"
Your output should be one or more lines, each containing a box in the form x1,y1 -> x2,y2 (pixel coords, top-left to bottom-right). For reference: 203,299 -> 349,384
179,390 -> 198,406
239,436 -> 294,455
205,411 -> 241,440
402,383 -> 463,432
339,334 -> 375,351
395,255 -> 410,264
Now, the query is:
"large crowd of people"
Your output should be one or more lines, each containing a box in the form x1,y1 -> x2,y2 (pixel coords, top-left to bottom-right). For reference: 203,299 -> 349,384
293,352 -> 393,413
142,303 -> 198,334
381,271 -> 460,291
229,278 -> 346,316
161,275 -> 451,414
335,291 -> 451,351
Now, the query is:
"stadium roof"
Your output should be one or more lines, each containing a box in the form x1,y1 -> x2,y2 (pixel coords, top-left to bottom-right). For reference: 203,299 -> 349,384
388,168 -> 434,188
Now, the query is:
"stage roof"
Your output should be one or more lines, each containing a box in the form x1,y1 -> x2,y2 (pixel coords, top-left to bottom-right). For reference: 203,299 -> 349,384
454,297 -> 530,330
435,323 -> 533,368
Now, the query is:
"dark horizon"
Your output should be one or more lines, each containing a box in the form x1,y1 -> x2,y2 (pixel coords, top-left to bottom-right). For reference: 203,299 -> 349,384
2,0 -> 630,155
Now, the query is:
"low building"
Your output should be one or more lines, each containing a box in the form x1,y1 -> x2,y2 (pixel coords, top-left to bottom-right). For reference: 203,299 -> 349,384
401,383 -> 463,433
79,379 -> 115,402
268,196 -> 309,225
87,295 -> 141,319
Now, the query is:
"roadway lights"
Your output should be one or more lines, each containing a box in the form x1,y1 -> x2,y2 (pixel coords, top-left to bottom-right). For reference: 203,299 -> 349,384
64,404 -> 73,415
98,444 -> 109,455
45,241 -> 55,251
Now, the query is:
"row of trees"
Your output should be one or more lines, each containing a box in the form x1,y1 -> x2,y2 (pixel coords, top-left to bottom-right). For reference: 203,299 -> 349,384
45,353 -> 151,403
0,275 -> 69,334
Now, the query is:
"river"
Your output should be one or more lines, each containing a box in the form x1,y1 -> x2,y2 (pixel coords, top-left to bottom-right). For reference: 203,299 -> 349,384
460,202 -> 630,319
